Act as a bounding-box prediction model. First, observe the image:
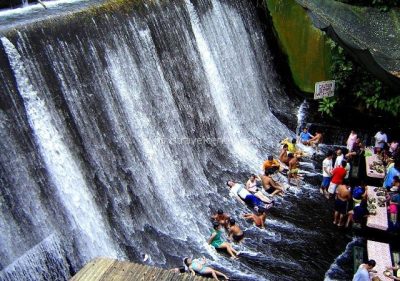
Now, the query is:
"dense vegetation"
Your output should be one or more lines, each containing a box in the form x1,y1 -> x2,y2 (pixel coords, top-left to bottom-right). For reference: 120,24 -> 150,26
318,39 -> 399,118
317,1 -> 400,119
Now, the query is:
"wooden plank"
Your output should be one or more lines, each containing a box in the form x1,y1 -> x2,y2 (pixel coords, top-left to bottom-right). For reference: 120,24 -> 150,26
72,258 -> 116,281
367,240 -> 392,281
70,258 -> 211,281
366,186 -> 388,231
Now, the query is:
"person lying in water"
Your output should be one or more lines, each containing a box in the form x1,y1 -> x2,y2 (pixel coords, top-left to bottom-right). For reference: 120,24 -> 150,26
260,170 -> 285,196
243,209 -> 267,229
184,256 -> 229,280
227,180 -> 274,209
245,174 -> 274,202
211,209 -> 230,229
208,221 -> 239,259
228,218 -> 244,243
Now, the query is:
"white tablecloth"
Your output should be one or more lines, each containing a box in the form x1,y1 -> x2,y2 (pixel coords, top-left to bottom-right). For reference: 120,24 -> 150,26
367,240 -> 392,281
366,186 -> 388,231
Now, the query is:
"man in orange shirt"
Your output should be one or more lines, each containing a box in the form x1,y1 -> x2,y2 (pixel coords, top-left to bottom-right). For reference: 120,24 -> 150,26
262,155 -> 280,174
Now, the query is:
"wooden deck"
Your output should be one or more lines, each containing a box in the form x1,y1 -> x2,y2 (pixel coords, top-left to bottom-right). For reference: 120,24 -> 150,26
70,258 -> 211,281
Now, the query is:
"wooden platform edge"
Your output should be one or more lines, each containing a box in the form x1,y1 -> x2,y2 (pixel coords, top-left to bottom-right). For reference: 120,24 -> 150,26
69,258 -> 212,281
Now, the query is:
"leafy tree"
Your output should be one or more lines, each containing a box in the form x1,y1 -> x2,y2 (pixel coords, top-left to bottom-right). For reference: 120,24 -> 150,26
318,38 -> 400,118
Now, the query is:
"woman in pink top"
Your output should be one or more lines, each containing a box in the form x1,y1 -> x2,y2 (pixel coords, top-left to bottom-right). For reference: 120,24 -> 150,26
346,130 -> 357,151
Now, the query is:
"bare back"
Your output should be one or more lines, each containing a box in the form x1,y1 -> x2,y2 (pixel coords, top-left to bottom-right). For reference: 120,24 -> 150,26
336,184 -> 351,201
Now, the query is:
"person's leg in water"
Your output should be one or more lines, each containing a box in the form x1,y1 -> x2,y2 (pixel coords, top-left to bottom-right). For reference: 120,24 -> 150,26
202,268 -> 229,280
254,191 -> 272,203
218,242 -> 238,258
270,188 -> 284,196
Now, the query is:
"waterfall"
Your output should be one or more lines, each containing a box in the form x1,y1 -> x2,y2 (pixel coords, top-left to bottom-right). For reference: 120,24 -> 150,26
0,0 -> 351,280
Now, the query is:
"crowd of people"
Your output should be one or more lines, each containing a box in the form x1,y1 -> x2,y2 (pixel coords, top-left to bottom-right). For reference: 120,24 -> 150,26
169,127 -> 400,280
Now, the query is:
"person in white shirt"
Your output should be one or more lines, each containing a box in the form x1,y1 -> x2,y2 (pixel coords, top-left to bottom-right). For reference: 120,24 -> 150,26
334,149 -> 344,168
227,180 -> 273,210
321,151 -> 334,197
374,130 -> 388,149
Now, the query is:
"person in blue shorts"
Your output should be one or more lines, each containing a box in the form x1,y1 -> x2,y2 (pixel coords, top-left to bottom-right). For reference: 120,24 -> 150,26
321,151 -> 334,198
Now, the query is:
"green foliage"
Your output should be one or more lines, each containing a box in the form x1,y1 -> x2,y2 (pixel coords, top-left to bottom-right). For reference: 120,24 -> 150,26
323,38 -> 400,117
318,97 -> 337,117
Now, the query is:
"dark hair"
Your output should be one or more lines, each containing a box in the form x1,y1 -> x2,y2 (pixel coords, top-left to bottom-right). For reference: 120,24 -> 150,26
283,144 -> 288,149
183,257 -> 190,266
229,218 -> 235,225
213,221 -> 220,229
264,170 -> 271,176
341,160 -> 347,167
250,174 -> 257,178
268,155 -> 273,160
257,207 -> 266,215
288,153 -> 294,158
367,259 -> 376,267
292,138 -> 296,143
327,150 -> 334,157
217,209 -> 223,215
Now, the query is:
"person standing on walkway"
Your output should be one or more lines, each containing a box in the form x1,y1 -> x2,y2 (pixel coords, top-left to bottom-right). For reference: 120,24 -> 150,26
321,151 -> 334,198
352,260 -> 376,281
328,160 -> 347,197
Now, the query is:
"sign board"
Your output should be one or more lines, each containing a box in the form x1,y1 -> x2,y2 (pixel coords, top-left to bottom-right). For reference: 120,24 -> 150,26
314,80 -> 335,100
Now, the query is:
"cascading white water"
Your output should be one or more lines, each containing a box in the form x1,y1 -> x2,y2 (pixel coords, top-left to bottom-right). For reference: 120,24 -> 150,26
0,1 -> 351,280
1,37 -> 120,261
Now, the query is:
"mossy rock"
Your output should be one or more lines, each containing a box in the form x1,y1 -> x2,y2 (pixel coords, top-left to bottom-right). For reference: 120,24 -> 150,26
266,0 -> 332,93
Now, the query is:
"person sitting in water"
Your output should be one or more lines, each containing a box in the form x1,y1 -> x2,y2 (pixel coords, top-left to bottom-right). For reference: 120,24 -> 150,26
184,256 -> 229,280
309,130 -> 323,148
246,174 -> 261,192
299,127 -> 313,145
227,180 -> 274,208
260,170 -> 285,196
288,153 -> 300,187
279,144 -> 290,165
228,218 -> 244,243
262,155 -> 281,174
243,209 -> 267,229
245,174 -> 273,203
211,209 -> 230,229
208,221 -> 239,260
281,138 -> 297,154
